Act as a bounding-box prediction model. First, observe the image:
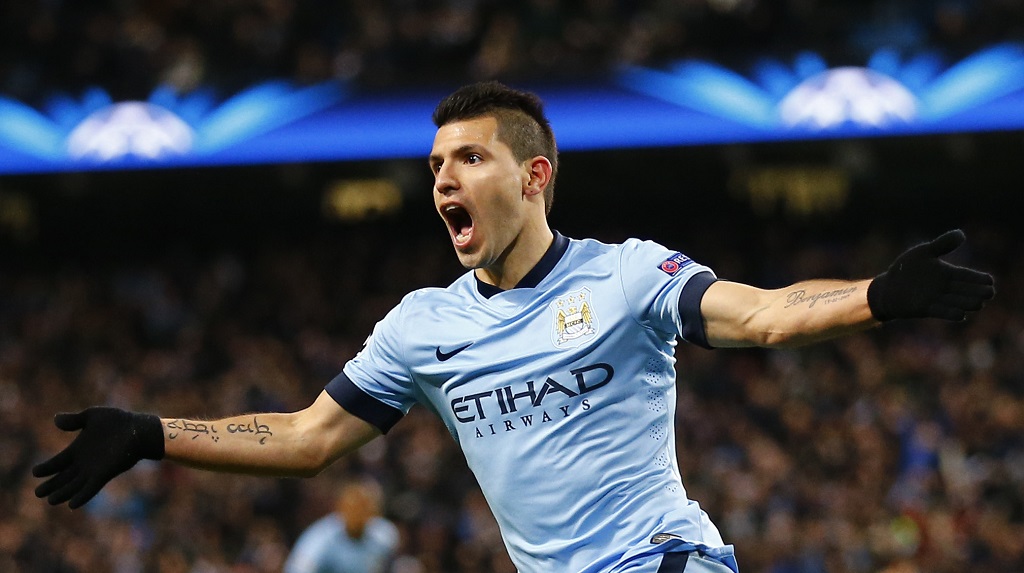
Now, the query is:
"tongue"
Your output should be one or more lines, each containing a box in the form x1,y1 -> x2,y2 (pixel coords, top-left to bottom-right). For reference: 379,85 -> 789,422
459,224 -> 472,238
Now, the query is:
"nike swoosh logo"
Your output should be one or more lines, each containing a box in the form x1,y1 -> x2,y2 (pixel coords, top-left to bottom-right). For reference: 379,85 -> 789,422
435,343 -> 473,361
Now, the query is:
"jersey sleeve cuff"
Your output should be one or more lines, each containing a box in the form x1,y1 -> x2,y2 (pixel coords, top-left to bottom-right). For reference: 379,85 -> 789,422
324,372 -> 404,434
678,271 -> 717,350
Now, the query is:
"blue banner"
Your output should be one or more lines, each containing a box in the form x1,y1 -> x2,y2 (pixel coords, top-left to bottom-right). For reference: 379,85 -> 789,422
1,44 -> 1022,175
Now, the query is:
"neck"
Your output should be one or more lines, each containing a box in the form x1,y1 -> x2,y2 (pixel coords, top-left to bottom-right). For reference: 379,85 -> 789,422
475,222 -> 554,290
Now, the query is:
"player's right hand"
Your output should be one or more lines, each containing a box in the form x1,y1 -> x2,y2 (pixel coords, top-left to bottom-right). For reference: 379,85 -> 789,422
33,407 -> 165,509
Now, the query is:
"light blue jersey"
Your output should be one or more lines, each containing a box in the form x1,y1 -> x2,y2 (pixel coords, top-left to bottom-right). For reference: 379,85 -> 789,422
283,514 -> 399,573
327,233 -> 736,573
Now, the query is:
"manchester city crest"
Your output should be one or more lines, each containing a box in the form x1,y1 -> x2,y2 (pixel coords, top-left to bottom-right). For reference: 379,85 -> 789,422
550,287 -> 600,348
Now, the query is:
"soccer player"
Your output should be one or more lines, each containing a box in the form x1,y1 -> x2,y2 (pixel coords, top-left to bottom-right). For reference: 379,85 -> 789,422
33,82 -> 995,573
283,477 -> 399,573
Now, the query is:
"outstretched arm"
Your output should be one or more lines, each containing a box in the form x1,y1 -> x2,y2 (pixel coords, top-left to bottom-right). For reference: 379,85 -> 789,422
700,229 -> 995,349
701,277 -> 876,348
33,390 -> 379,509
161,390 -> 380,475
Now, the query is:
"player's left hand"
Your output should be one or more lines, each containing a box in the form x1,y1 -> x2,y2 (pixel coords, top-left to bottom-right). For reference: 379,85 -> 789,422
867,229 -> 995,321
33,407 -> 164,509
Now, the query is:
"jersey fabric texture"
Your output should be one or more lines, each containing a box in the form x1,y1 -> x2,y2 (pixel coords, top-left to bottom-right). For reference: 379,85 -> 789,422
326,232 -> 732,573
282,514 -> 399,573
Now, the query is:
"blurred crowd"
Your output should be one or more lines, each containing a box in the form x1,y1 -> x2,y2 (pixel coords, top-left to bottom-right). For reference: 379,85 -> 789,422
2,0 -> 1023,103
0,215 -> 1021,573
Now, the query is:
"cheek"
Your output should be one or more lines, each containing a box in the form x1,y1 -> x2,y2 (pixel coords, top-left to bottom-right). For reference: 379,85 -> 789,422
469,170 -> 524,228
481,192 -> 517,228
491,175 -> 524,210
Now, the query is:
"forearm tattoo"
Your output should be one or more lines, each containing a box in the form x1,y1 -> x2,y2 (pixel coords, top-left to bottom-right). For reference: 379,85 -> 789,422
784,286 -> 858,309
165,416 -> 274,445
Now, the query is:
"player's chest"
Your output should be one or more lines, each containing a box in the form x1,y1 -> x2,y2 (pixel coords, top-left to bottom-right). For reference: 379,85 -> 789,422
407,282 -> 628,388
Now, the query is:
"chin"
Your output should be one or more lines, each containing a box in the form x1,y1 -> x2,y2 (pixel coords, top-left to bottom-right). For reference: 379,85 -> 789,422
453,248 -> 478,269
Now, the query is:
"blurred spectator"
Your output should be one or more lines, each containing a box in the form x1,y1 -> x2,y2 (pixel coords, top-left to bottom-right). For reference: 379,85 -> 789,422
284,476 -> 399,573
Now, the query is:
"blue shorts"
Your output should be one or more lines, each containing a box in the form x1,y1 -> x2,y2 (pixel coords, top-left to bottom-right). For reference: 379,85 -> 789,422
656,551 -> 738,573
654,543 -> 739,573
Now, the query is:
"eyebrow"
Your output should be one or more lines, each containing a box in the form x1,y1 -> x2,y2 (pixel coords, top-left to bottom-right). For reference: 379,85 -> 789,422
428,144 -> 483,167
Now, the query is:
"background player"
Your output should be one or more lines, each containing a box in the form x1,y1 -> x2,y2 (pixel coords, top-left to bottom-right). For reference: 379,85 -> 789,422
283,476 -> 398,573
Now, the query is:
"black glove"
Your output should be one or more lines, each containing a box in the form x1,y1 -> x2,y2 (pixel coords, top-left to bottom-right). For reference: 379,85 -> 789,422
33,407 -> 165,509
867,229 -> 995,322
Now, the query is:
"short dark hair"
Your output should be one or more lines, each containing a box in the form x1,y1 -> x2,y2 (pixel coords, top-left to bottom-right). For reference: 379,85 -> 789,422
433,81 -> 558,214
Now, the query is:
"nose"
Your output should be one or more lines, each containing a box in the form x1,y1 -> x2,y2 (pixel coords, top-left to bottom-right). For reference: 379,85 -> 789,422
434,162 -> 458,195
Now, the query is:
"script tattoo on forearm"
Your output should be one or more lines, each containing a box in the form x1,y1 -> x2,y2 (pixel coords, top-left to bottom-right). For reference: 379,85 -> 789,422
226,416 -> 274,445
165,416 -> 274,445
166,419 -> 220,442
784,286 -> 858,309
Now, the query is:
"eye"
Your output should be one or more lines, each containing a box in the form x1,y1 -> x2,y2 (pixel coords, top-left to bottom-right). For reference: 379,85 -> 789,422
466,153 -> 482,165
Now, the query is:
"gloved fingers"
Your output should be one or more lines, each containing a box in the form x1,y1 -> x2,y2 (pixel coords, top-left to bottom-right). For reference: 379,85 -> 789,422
927,304 -> 967,322
31,448 -> 74,478
947,280 -> 996,300
69,476 -> 109,510
939,293 -> 989,312
925,229 -> 966,258
46,472 -> 88,507
34,467 -> 79,499
53,411 -> 87,432
945,266 -> 995,287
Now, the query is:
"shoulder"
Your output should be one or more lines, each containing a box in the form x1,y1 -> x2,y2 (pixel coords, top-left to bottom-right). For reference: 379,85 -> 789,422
568,235 -> 670,254
619,236 -> 673,253
366,517 -> 400,549
562,235 -> 629,262
297,514 -> 343,542
556,236 -> 686,280
394,272 -> 476,309
569,236 -> 680,269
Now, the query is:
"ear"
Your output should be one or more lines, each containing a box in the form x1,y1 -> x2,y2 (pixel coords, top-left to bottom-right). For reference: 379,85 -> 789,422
522,156 -> 552,198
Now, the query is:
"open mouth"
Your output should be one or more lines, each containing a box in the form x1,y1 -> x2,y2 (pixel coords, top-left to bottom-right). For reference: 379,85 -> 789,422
442,204 -> 474,247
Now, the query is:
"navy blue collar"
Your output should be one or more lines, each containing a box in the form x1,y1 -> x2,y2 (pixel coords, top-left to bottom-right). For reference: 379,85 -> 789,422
476,231 -> 569,299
